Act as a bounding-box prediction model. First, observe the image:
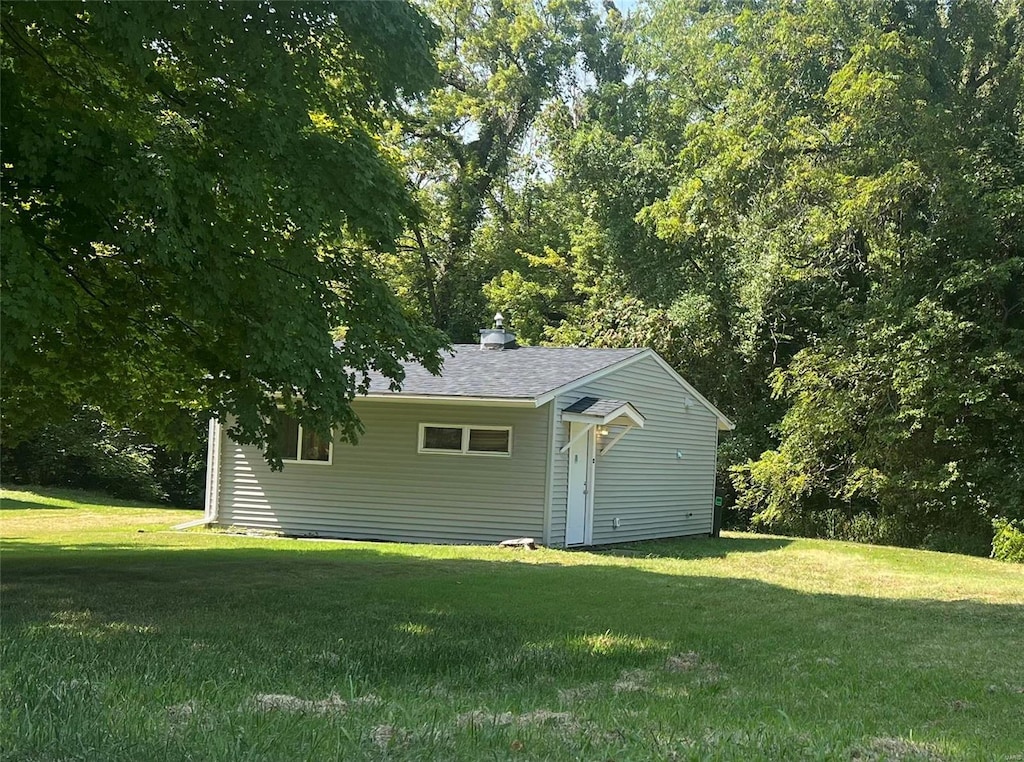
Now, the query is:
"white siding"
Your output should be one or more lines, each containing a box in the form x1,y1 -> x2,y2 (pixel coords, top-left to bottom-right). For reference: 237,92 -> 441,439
549,354 -> 720,546
216,401 -> 549,544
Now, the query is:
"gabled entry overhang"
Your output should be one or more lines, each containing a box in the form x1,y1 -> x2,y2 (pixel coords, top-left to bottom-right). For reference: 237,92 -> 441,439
559,397 -> 645,456
560,397 -> 646,428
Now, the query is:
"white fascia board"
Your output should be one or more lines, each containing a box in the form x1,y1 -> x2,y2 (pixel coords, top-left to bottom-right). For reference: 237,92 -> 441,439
360,393 -> 536,408
540,349 -> 735,430
561,403 -> 646,428
533,351 -> 652,407
643,352 -> 736,430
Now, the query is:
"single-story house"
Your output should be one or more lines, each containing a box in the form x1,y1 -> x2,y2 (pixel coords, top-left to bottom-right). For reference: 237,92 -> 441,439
202,320 -> 734,547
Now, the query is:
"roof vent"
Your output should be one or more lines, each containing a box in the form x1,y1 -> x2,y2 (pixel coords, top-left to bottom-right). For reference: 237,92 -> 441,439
480,312 -> 517,350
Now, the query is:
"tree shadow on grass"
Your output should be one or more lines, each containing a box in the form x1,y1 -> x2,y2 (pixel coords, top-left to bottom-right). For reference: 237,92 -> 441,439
590,534 -> 792,560
0,484 -> 184,511
0,497 -> 76,511
3,539 -> 1023,759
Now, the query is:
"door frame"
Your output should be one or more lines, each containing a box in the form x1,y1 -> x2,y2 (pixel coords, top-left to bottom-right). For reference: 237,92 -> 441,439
565,422 -> 596,546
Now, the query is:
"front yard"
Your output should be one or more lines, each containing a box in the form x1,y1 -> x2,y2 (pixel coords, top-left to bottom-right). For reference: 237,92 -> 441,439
2,486 -> 1022,760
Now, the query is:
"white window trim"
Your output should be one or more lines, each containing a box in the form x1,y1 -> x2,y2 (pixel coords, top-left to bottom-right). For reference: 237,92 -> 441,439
417,423 -> 512,457
282,422 -> 334,466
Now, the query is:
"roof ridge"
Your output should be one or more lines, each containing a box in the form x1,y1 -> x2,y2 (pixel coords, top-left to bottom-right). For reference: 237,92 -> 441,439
361,345 -> 649,402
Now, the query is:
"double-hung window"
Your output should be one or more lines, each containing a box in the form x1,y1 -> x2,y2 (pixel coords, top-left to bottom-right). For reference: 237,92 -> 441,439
275,414 -> 332,464
418,424 -> 512,457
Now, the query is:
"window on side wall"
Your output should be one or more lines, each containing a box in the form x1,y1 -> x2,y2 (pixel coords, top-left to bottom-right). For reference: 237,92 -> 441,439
275,413 -> 332,464
418,424 -> 511,456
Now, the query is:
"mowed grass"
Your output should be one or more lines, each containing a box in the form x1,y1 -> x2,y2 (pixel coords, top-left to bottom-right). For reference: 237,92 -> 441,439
2,487 -> 1022,761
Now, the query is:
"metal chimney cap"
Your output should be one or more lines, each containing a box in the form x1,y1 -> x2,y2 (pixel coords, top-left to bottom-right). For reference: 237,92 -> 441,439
494,311 -> 504,329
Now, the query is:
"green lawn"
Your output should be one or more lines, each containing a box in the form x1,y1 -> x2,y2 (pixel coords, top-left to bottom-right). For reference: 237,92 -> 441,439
2,486 -> 1022,761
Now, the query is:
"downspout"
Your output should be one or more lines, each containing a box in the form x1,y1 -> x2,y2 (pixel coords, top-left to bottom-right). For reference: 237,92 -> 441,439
710,419 -> 721,538
173,418 -> 220,531
206,418 -> 221,524
542,401 -> 556,547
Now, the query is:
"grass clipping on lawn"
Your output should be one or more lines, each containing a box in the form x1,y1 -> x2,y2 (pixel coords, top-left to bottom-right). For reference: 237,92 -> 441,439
2,486 -> 1023,761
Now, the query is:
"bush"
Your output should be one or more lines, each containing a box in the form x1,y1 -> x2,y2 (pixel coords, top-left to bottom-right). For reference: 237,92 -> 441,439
151,449 -> 208,508
921,527 -> 994,558
732,452 -> 1004,556
991,519 -> 1024,563
1,406 -> 206,507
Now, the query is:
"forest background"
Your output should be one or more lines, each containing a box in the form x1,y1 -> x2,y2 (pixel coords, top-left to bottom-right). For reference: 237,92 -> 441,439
2,0 -> 1021,559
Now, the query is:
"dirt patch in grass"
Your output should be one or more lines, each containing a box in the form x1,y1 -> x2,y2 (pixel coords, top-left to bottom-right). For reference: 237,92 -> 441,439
250,692 -> 382,715
558,683 -> 600,703
613,668 -> 653,693
664,651 -> 722,686
456,710 -> 511,727
370,724 -> 410,749
253,693 -> 347,714
164,700 -> 199,733
353,694 -> 383,709
563,666 -> 684,696
987,683 -> 1024,694
166,701 -> 197,722
558,663 -> 704,703
456,708 -> 578,730
520,709 -> 577,726
165,700 -> 213,733
665,652 -> 703,672
851,736 -> 946,761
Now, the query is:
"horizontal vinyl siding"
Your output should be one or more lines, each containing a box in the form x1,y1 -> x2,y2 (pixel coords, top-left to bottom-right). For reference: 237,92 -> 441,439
550,407 -> 568,546
552,354 -> 720,546
216,401 -> 549,544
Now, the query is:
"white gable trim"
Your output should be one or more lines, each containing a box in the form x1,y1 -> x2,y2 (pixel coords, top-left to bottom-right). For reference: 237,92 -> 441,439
561,402 -> 646,428
644,352 -> 735,431
537,349 -> 735,431
533,352 -> 652,407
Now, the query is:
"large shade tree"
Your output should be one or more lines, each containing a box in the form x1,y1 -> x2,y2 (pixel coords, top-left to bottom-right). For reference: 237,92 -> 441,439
1,1 -> 446,462
382,0 -> 596,341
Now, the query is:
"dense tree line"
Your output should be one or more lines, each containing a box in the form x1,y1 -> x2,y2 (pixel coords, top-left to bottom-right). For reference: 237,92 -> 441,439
385,0 -> 1023,556
0,406 -> 207,507
2,0 -> 1020,555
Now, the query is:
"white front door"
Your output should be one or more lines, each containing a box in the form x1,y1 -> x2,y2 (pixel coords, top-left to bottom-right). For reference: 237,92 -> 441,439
566,422 -> 594,546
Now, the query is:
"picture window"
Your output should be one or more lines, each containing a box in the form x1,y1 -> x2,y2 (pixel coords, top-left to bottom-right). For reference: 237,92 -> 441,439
418,424 -> 511,456
275,413 -> 332,464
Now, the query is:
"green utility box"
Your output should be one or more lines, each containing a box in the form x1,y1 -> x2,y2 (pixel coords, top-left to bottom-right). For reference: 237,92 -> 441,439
712,496 -> 723,537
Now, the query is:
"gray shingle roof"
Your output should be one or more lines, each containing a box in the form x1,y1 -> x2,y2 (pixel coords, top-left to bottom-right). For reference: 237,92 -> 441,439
562,397 -> 632,417
365,345 -> 645,399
